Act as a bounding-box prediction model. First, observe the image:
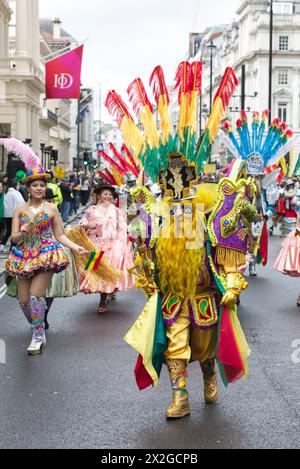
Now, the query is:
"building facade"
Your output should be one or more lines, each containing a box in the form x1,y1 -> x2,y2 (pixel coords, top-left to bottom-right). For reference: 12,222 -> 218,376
0,0 -> 43,173
0,2 -> 93,175
190,0 -> 300,165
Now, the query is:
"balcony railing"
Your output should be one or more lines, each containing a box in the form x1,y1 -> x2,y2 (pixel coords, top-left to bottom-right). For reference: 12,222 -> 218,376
40,108 -> 58,125
0,56 -> 44,81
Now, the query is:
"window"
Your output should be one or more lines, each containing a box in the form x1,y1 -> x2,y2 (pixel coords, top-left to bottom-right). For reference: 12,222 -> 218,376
274,2 -> 293,15
279,36 -> 289,51
278,69 -> 288,85
278,102 -> 288,122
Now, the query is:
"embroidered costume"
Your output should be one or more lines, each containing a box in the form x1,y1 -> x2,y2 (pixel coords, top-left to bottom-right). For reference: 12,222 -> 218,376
106,61 -> 259,418
6,210 -> 68,278
0,139 -> 71,356
221,111 -> 295,276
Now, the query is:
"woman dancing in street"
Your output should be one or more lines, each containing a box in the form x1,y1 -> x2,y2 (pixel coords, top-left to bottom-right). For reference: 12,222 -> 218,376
6,167 -> 86,355
79,184 -> 134,313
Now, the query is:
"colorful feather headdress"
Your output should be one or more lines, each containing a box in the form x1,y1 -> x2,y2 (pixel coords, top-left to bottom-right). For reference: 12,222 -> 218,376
222,111 -> 296,176
0,137 -> 50,183
105,62 -> 239,187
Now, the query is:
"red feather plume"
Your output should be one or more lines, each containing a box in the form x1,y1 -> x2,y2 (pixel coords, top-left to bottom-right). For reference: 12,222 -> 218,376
149,65 -> 170,105
108,143 -> 139,178
121,144 -> 139,174
240,110 -> 248,122
99,150 -> 127,175
214,67 -> 239,109
98,169 -> 117,185
174,61 -> 193,103
191,61 -> 203,95
105,90 -> 134,126
127,78 -> 153,116
222,121 -> 231,132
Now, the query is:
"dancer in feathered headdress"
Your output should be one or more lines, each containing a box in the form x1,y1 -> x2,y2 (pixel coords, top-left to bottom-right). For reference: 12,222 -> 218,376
106,62 -> 258,419
1,138 -> 87,356
222,111 -> 296,276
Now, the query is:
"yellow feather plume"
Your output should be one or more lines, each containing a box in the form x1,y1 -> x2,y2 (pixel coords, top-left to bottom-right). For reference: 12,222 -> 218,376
121,117 -> 145,160
186,91 -> 199,135
205,97 -> 224,144
157,95 -> 172,144
178,94 -> 190,141
139,105 -> 160,149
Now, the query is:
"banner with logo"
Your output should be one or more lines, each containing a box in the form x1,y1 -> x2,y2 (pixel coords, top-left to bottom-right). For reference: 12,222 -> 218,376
45,45 -> 84,99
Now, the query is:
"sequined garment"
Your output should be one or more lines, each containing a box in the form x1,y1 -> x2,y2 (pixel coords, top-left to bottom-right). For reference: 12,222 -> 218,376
6,211 -> 69,278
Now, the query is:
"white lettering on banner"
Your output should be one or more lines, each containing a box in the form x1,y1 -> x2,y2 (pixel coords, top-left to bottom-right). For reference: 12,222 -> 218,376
54,73 -> 74,90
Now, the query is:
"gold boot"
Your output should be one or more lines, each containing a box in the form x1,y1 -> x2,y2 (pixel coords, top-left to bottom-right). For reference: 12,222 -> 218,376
165,359 -> 190,419
200,358 -> 219,404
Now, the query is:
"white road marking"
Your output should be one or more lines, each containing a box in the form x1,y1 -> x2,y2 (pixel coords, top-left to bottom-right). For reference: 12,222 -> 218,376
0,284 -> 7,300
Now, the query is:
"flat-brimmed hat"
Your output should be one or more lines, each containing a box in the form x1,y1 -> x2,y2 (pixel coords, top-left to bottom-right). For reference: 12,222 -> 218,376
94,184 -> 117,198
45,188 -> 57,200
23,167 -> 51,184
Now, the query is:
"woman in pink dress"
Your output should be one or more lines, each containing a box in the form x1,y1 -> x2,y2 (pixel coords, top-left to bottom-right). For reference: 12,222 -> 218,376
79,184 -> 135,313
274,191 -> 300,305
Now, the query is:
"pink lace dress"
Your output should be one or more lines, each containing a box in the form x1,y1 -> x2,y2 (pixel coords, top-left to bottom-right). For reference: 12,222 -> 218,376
274,213 -> 300,277
79,204 -> 135,294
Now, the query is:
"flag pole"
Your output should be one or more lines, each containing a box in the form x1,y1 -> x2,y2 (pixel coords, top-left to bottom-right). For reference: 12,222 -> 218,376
41,38 -> 88,64
77,93 -> 81,175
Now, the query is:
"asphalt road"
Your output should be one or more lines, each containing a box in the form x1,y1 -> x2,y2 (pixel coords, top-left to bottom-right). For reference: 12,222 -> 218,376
0,236 -> 299,449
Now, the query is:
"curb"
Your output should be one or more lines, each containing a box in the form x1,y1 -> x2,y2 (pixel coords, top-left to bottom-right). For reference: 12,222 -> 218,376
0,205 -> 89,279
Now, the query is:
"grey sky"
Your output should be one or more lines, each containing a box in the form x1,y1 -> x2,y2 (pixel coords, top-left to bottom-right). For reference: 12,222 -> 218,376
40,0 -> 240,120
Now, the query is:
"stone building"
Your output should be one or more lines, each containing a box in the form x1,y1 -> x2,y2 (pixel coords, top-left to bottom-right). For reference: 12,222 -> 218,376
189,0 -> 300,165
0,1 -> 93,175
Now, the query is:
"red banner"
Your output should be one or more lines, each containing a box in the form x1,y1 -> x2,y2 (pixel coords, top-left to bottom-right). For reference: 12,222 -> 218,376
45,45 -> 84,99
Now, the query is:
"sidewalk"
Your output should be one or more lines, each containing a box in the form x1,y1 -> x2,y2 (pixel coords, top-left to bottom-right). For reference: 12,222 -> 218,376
0,205 -> 88,277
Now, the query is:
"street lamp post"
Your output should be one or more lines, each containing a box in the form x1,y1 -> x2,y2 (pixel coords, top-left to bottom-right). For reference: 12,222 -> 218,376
40,143 -> 45,168
241,64 -> 246,110
46,146 -> 53,170
77,96 -> 81,174
199,93 -> 202,140
268,0 -> 273,126
207,41 -> 217,114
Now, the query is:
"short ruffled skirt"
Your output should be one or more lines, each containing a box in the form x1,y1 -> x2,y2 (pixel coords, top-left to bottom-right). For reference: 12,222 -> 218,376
6,242 -> 69,279
274,230 -> 300,277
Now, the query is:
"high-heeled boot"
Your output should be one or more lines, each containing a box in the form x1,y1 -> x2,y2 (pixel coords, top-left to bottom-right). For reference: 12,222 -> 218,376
20,304 -> 32,325
165,359 -> 190,419
27,295 -> 47,356
200,358 -> 219,404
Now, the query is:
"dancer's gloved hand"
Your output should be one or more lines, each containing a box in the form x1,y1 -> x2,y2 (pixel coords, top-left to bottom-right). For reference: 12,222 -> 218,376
221,273 -> 248,309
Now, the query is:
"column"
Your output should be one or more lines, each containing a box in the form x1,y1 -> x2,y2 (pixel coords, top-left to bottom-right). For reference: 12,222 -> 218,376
27,105 -> 32,141
16,103 -> 28,141
31,105 -> 39,153
15,0 -> 29,57
31,0 -> 40,65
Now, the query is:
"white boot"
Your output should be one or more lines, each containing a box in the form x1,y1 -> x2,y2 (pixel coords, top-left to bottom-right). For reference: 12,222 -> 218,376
27,296 -> 47,356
